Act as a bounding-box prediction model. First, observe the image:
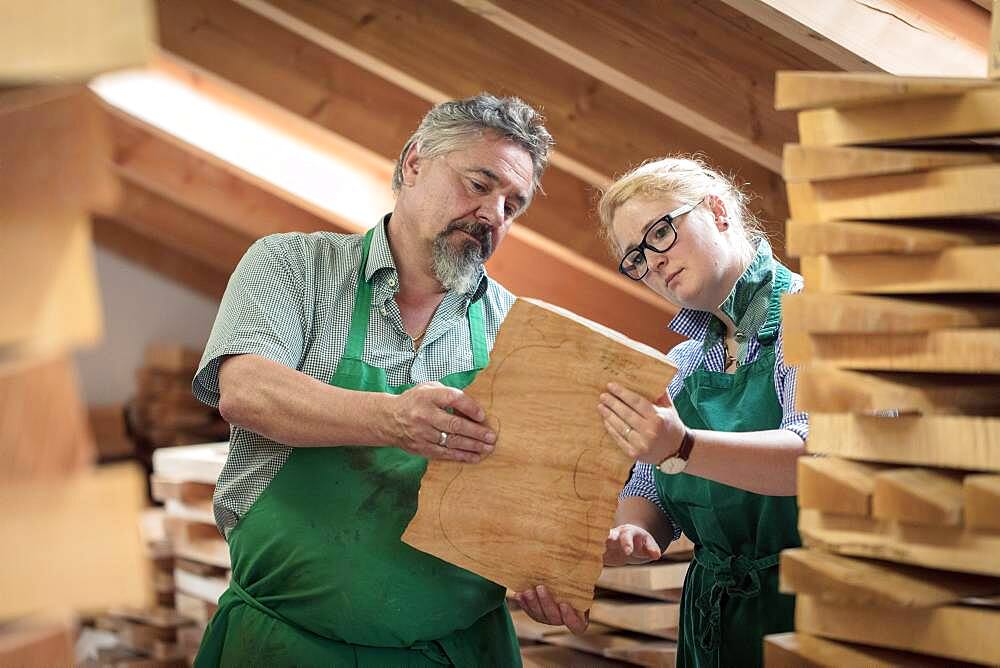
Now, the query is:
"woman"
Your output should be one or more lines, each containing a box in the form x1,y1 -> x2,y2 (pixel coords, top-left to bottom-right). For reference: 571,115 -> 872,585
515,157 -> 808,667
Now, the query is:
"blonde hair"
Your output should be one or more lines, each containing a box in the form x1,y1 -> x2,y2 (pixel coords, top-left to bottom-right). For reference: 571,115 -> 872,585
597,155 -> 765,261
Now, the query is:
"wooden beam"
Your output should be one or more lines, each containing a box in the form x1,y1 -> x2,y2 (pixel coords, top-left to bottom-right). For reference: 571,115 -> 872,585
722,0 -> 987,77
872,469 -> 965,527
790,631 -> 960,668
775,71 -> 993,111
92,217 -> 229,301
786,220 -> 1000,257
782,293 -> 1000,333
785,328 -> 1000,372
589,599 -> 680,639
456,0 -> 811,173
780,548 -> 1000,607
234,0 -> 791,227
0,0 -> 155,84
795,595 -> 1000,666
795,365 -> 1000,416
796,86 -> 1000,146
781,143 -> 996,183
799,508 -> 1000,576
808,413 -> 1000,473
797,456 -> 881,517
965,474 -> 1000,532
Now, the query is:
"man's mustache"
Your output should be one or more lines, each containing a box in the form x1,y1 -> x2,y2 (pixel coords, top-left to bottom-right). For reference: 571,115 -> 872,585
444,220 -> 493,258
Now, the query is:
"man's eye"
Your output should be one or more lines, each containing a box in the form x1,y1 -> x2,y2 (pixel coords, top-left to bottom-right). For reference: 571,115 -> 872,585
469,179 -> 487,193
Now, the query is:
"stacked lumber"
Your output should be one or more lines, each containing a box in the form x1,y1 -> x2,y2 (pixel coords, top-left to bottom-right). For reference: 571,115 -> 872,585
1,4 -> 156,663
514,535 -> 694,667
764,68 -> 1000,666
152,443 -> 230,665
129,343 -> 229,452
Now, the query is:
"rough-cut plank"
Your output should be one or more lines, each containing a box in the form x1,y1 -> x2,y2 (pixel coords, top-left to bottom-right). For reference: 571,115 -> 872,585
151,475 -> 215,505
0,619 -> 76,668
763,633 -> 822,667
0,464 -> 150,617
781,143 -> 996,182
797,86 -> 1000,146
604,640 -> 677,668
784,329 -> 1000,373
779,548 -> 1000,607
872,469 -> 965,527
798,508 -> 1000,576
786,219 -> 1000,257
596,562 -> 689,596
795,595 -> 1000,665
795,365 -> 1000,416
165,517 -> 229,570
809,413 -> 1000,472
800,248 -> 1000,294
965,474 -> 1000,533
797,456 -> 883,517
792,631 -> 961,667
781,293 -> 1000,334
774,71 -> 994,111
589,599 -> 680,639
520,644 -> 627,667
788,165 -> 1000,222
404,299 -> 675,610
544,628 -> 668,664
0,1 -> 154,83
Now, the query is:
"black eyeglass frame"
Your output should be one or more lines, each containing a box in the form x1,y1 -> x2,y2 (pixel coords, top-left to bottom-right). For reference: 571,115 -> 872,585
618,197 -> 705,281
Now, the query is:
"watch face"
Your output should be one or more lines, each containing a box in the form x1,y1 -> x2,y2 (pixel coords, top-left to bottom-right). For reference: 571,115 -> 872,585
658,457 -> 687,475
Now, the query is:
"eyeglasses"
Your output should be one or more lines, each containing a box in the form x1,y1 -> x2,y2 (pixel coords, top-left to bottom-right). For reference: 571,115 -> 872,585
618,198 -> 705,281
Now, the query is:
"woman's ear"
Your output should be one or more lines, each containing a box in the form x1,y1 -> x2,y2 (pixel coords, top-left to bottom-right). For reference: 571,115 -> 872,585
706,194 -> 729,232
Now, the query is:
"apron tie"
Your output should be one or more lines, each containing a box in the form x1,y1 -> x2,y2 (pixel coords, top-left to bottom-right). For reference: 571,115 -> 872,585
692,549 -> 780,652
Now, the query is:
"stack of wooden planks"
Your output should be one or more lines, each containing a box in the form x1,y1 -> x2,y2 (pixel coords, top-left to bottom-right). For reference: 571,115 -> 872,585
514,535 -> 694,667
1,5 -> 156,662
764,67 -> 1000,666
151,443 -> 230,665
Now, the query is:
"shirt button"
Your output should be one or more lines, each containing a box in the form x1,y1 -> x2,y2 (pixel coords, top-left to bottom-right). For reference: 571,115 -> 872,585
388,276 -> 398,288
735,331 -> 746,342
379,305 -> 387,317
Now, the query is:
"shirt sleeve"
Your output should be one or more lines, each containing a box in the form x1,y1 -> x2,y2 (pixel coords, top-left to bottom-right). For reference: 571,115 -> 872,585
619,462 -> 684,545
192,236 -> 307,408
774,324 -> 809,442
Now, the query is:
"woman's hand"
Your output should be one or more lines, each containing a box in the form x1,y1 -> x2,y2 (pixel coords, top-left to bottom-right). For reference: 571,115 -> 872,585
513,585 -> 590,635
599,382 -> 686,465
604,524 -> 662,566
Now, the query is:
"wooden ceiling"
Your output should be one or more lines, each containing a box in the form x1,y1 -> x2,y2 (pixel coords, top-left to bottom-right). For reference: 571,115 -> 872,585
95,0 -> 992,350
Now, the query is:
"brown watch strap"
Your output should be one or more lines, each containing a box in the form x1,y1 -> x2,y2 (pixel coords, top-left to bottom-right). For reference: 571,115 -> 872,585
676,428 -> 695,461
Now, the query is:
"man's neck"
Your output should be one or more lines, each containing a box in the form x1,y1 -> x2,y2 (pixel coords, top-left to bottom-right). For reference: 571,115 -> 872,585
384,211 -> 448,305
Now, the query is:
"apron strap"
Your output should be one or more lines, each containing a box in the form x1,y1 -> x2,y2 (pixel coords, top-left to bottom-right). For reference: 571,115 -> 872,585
344,228 -> 377,361
692,548 -> 781,653
757,263 -> 791,346
468,297 -> 488,371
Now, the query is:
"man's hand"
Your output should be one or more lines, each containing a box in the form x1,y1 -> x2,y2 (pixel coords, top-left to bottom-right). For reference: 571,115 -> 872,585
603,523 -> 662,566
513,585 -> 590,635
386,382 -> 496,462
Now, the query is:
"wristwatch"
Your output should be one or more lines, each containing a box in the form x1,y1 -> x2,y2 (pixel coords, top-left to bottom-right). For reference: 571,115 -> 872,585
656,428 -> 695,475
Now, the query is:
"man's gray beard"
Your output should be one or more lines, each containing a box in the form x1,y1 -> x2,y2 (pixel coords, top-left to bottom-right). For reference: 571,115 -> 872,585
431,232 -> 483,294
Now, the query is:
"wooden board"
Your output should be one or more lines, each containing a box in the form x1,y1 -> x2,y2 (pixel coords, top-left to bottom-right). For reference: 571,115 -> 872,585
603,640 -> 677,668
784,329 -> 1000,373
0,464 -> 150,617
781,143 -> 996,183
520,644 -> 629,667
797,456 -> 882,517
800,248 -> 1000,294
965,474 -> 1000,533
872,469 -> 965,527
795,365 -> 1000,416
774,71 -> 995,111
798,508 -> 1000,576
797,86 -> 1000,146
0,618 -> 75,668
795,595 -> 1000,665
596,562 -> 689,596
767,631 -> 960,667
781,293 -> 1000,334
1,0 -> 154,83
588,598 -> 680,639
0,355 -> 96,479
809,413 -> 1000,472
779,548 -> 1000,607
785,219 -> 1000,257
165,517 -> 230,570
762,632 -> 823,667
151,443 -> 229,484
403,299 -> 676,610
788,165 -> 1000,222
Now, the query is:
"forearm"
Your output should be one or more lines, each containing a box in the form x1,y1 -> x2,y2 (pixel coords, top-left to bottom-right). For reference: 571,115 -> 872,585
683,428 -> 805,496
614,495 -> 675,548
217,354 -> 393,447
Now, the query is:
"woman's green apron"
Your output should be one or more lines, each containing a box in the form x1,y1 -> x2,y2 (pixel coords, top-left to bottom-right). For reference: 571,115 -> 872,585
195,229 -> 520,667
655,263 -> 800,668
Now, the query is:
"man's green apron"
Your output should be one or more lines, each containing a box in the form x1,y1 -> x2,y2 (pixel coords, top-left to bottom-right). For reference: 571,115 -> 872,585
655,263 -> 800,668
194,229 -> 520,667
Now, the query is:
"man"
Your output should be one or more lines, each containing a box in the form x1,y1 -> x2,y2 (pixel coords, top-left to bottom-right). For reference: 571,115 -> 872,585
190,94 -> 552,666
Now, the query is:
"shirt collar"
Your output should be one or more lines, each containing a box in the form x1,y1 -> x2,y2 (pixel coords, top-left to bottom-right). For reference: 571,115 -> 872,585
364,214 -> 490,303
667,238 -> 775,341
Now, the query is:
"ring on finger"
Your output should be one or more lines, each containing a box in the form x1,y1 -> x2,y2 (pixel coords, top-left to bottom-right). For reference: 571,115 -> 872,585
623,425 -> 632,439
438,431 -> 449,447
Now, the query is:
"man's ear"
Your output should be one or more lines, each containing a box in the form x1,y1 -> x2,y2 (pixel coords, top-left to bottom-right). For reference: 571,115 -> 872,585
400,143 -> 421,187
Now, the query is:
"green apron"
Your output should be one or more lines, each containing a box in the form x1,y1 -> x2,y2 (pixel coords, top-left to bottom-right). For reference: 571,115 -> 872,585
195,229 -> 520,667
654,263 -> 800,668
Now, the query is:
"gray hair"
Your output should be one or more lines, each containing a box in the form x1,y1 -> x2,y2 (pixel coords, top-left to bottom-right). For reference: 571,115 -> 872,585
392,93 -> 553,195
